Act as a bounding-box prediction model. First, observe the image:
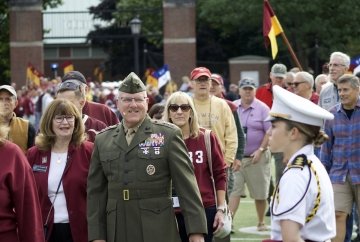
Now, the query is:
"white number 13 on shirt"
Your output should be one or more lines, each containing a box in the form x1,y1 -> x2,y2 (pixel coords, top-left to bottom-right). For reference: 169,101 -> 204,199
188,150 -> 204,164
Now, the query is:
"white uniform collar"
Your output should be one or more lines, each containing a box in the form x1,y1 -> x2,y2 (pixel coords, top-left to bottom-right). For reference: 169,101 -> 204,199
287,144 -> 314,166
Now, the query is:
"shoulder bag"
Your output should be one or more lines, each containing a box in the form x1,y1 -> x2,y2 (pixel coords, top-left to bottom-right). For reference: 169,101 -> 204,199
204,129 -> 232,239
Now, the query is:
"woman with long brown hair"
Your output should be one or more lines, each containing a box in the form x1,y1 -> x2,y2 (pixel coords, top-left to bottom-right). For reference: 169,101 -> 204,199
27,99 -> 93,242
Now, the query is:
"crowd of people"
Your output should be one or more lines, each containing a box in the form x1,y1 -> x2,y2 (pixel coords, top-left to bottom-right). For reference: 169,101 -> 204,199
1,50 -> 360,242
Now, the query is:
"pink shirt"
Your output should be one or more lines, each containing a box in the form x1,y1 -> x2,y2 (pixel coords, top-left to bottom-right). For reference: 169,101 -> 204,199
234,98 -> 271,156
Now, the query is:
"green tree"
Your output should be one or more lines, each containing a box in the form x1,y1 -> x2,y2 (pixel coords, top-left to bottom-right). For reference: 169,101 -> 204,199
0,1 -> 10,85
88,0 -> 162,79
197,0 -> 360,73
88,0 -> 360,76
0,0 -> 62,85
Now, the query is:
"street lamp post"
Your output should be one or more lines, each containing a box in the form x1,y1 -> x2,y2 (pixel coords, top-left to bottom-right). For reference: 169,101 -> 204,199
129,16 -> 142,75
51,63 -> 58,78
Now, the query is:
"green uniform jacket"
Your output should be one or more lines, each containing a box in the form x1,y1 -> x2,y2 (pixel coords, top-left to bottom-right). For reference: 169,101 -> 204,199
87,116 -> 207,242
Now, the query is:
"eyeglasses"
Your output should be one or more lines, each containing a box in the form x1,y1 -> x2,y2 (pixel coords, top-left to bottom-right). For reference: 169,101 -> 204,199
194,78 -> 210,83
168,104 -> 191,112
327,63 -> 346,68
290,81 -> 307,87
54,115 -> 75,123
119,97 -> 147,104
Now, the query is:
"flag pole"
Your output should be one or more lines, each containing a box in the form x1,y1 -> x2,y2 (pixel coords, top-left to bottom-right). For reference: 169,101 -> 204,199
263,0 -> 303,70
279,32 -> 303,71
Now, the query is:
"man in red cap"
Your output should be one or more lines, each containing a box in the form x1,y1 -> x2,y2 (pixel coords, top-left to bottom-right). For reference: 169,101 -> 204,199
190,67 -> 239,197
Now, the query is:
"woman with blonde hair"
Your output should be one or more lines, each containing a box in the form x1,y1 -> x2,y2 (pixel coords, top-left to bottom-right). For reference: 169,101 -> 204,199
0,124 -> 45,242
163,91 -> 227,242
27,99 -> 93,242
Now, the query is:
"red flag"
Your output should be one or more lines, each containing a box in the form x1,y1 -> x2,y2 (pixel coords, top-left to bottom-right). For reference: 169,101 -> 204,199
62,61 -> 74,74
263,0 -> 284,59
26,63 -> 43,86
93,66 -> 104,82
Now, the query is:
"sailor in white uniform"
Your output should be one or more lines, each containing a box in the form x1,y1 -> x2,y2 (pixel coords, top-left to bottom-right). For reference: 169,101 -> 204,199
264,86 -> 336,242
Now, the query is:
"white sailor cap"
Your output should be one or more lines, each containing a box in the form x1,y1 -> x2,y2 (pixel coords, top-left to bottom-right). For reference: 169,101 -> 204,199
267,86 -> 334,127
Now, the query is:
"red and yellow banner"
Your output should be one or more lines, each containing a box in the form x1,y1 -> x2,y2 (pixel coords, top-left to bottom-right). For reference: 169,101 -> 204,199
26,63 -> 43,86
62,61 -> 74,74
263,0 -> 284,59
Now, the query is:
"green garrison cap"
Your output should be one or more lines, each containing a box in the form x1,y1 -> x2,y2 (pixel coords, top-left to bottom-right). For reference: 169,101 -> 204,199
118,72 -> 146,93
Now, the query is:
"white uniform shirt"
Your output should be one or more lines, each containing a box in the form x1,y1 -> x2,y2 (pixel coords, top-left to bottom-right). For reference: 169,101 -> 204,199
270,145 -> 336,241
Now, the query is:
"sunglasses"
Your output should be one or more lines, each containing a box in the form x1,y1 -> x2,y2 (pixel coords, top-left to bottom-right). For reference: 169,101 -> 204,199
194,78 -> 210,83
168,104 -> 191,112
290,81 -> 306,87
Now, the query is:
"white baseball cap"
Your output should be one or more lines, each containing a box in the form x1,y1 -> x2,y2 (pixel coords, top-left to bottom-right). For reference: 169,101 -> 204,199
0,85 -> 17,98
267,86 -> 334,127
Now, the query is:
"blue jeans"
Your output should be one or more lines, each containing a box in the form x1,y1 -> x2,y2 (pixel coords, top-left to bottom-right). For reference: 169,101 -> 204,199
176,206 -> 217,242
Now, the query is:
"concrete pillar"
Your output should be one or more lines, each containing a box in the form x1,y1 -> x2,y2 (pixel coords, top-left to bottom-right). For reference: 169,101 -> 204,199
229,55 -> 270,87
163,0 -> 196,85
9,0 -> 43,88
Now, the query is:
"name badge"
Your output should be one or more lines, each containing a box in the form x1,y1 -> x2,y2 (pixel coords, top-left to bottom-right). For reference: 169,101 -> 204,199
33,164 -> 47,173
172,196 -> 180,208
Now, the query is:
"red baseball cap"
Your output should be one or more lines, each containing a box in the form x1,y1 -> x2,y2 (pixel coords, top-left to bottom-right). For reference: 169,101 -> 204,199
190,67 -> 211,80
210,73 -> 224,85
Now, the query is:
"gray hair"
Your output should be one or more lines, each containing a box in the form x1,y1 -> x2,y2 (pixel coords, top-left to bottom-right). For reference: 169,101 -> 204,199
295,71 -> 314,88
57,83 -> 86,100
330,51 -> 351,68
285,72 -> 296,81
337,74 -> 360,89
315,74 -> 328,86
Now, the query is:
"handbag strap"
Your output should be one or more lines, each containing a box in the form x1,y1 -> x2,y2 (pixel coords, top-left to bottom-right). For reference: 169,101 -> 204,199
43,155 -> 68,226
204,129 -> 218,207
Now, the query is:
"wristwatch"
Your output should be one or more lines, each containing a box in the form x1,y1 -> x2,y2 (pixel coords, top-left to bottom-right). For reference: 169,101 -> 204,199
217,205 -> 226,213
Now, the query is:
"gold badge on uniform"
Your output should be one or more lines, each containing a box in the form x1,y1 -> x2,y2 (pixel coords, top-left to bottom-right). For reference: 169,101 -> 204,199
146,164 -> 156,175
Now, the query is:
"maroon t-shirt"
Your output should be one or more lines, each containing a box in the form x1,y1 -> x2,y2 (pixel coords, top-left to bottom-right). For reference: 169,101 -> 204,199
184,129 -> 227,208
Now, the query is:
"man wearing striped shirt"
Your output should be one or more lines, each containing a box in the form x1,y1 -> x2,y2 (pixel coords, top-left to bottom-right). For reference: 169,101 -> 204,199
320,74 -> 360,242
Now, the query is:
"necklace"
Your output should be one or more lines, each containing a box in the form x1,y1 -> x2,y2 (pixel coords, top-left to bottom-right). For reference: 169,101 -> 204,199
52,152 -> 68,164
56,156 -> 62,164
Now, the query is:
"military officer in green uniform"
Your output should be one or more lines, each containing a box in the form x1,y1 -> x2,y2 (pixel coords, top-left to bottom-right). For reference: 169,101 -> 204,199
87,72 -> 207,242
